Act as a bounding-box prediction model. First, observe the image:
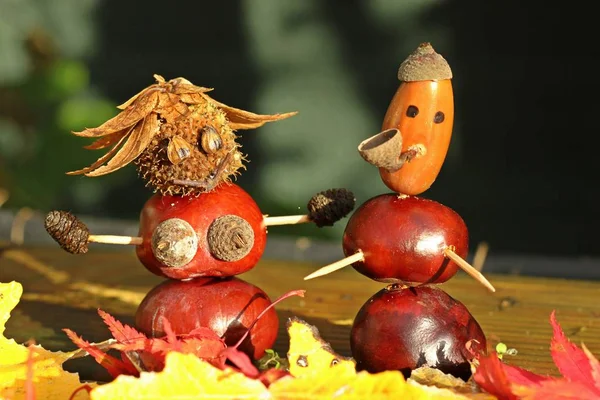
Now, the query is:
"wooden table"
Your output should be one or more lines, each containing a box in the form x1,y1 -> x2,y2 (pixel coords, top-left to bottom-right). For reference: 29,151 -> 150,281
1,246 -> 599,383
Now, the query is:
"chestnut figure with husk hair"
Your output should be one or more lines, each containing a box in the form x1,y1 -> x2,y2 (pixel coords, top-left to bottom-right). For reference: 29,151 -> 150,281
46,74 -> 356,279
68,74 -> 297,195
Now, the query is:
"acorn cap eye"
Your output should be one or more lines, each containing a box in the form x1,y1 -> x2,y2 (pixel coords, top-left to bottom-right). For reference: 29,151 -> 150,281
434,111 -> 445,124
406,105 -> 419,118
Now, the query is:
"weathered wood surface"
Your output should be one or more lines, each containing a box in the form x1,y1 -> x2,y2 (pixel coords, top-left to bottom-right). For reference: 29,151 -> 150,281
1,246 -> 599,383
3,209 -> 600,280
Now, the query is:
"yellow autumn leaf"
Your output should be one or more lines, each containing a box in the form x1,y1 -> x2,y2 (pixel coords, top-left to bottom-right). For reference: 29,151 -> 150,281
0,281 -> 94,400
269,367 -> 471,399
286,317 -> 355,378
90,351 -> 269,400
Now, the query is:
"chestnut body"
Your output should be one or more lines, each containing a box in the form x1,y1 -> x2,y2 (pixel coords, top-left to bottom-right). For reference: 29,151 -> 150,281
136,183 -> 266,280
350,284 -> 486,380
135,277 -> 278,360
343,195 -> 468,284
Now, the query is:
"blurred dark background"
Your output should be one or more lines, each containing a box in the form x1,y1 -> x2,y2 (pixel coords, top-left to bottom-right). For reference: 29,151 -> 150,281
0,0 -> 598,262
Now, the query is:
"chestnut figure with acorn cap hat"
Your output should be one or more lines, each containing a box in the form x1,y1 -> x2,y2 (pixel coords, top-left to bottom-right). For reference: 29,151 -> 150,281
305,43 -> 496,294
359,42 -> 454,196
305,43 -> 494,380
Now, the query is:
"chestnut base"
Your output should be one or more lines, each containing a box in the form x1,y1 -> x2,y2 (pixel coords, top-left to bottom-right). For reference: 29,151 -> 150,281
350,284 -> 486,381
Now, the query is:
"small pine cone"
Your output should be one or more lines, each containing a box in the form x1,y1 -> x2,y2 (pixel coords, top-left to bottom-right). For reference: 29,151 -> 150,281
44,211 -> 90,254
307,188 -> 356,227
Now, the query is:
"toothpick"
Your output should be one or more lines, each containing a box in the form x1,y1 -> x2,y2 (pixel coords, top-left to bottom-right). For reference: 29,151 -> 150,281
264,215 -> 311,226
87,235 -> 143,246
444,246 -> 496,292
303,251 -> 365,280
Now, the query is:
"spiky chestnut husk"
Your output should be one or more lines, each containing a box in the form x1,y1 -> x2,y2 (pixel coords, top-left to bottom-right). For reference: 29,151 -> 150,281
68,75 -> 296,196
134,101 -> 245,196
135,276 -> 279,360
351,284 -> 486,380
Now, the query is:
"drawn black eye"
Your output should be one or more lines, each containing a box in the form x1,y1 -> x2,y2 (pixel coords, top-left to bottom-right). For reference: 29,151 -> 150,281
406,105 -> 419,118
434,111 -> 445,124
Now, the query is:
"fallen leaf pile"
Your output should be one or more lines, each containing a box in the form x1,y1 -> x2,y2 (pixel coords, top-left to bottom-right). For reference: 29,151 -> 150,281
2,279 -> 599,399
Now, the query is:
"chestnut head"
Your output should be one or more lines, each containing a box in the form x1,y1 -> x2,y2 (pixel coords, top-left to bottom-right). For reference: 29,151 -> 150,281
136,183 -> 266,280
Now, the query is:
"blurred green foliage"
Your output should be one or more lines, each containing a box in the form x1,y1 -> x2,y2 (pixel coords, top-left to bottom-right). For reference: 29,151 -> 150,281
0,0 -> 131,212
0,0 -> 447,241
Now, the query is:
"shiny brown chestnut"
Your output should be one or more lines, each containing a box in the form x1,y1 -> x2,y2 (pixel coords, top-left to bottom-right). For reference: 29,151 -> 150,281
343,194 -> 467,284
350,284 -> 486,380
135,276 -> 279,360
304,194 -> 495,292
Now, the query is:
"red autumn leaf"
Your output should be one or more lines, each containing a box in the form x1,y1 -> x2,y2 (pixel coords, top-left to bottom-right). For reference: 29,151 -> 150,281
161,318 -> 179,350
97,309 -> 146,344
25,342 -> 36,400
186,326 -> 223,341
63,289 -> 305,384
63,328 -> 138,378
474,310 -> 600,400
220,347 -> 259,378
512,378 -> 600,400
549,310 -> 600,395
175,337 -> 226,367
109,329 -> 227,372
502,363 -> 552,387
473,350 -> 521,400
582,343 -> 600,393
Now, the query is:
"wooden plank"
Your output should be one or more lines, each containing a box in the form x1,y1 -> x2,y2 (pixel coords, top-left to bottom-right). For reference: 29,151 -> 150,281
3,209 -> 600,280
1,246 -> 599,383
